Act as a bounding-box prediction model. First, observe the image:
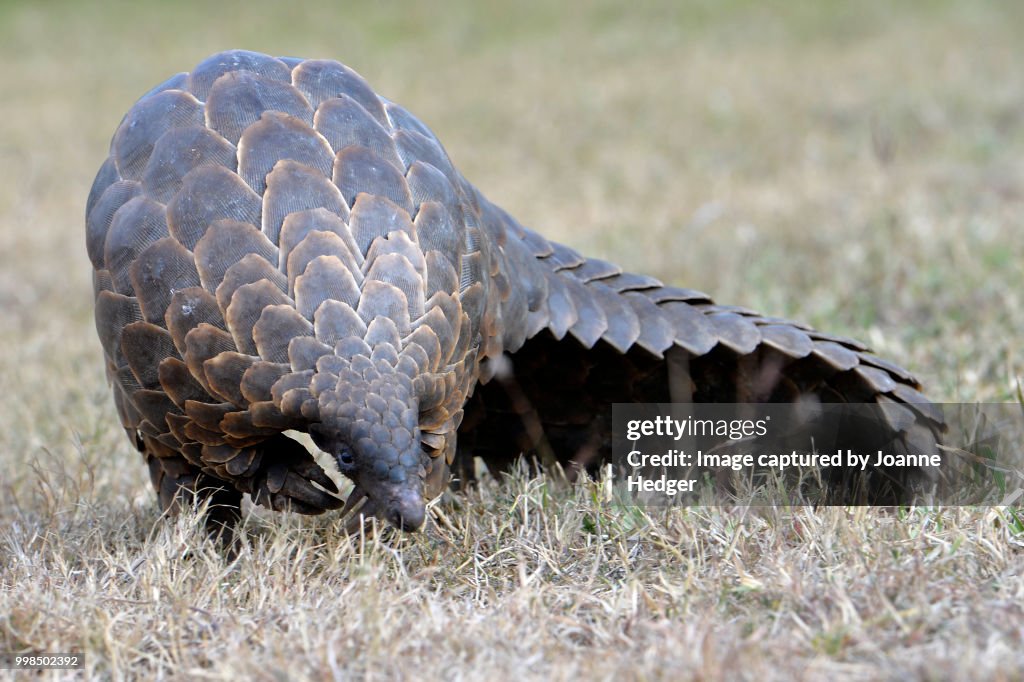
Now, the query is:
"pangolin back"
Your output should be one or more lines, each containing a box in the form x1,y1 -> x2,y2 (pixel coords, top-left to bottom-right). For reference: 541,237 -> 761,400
87,50 -> 943,532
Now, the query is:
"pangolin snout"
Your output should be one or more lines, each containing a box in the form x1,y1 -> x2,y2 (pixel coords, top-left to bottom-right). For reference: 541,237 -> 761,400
385,491 -> 426,531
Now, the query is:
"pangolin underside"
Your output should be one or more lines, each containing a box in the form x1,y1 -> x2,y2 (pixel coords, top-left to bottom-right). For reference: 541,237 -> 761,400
87,50 -> 942,532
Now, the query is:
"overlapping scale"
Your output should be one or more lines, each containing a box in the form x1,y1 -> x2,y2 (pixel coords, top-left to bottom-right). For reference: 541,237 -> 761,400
238,112 -> 333,195
262,160 -> 349,244
206,70 -> 312,145
168,166 -> 262,250
142,126 -> 236,202
113,90 -> 204,179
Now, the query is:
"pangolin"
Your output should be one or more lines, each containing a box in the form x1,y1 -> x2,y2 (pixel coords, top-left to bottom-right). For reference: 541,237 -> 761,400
86,50 -> 942,532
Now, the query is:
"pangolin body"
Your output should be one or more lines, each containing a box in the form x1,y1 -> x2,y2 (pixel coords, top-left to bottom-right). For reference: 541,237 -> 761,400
87,50 -> 942,532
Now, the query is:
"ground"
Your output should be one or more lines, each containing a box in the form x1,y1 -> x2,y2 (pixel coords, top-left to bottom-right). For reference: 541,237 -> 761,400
0,1 -> 1022,679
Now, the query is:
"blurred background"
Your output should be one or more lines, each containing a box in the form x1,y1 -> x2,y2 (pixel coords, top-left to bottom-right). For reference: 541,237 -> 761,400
1,0 -> 1022,484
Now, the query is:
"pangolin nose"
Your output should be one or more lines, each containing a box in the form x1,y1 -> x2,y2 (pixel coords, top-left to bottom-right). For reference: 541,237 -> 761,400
386,497 -> 425,532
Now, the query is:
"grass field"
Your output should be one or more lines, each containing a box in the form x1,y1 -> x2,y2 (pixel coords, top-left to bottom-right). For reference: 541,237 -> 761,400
1,0 -> 1023,679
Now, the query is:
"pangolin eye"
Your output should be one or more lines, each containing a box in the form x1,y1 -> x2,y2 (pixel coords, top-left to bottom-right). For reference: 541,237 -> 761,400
338,448 -> 355,466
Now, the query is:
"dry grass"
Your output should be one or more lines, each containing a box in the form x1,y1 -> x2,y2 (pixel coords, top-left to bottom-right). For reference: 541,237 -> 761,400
1,0 -> 1022,679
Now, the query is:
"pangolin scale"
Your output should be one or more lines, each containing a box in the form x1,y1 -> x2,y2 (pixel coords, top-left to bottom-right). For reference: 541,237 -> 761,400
87,50 -> 943,532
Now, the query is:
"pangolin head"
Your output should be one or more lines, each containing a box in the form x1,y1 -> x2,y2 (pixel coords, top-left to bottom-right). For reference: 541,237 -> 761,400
309,355 -> 430,531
